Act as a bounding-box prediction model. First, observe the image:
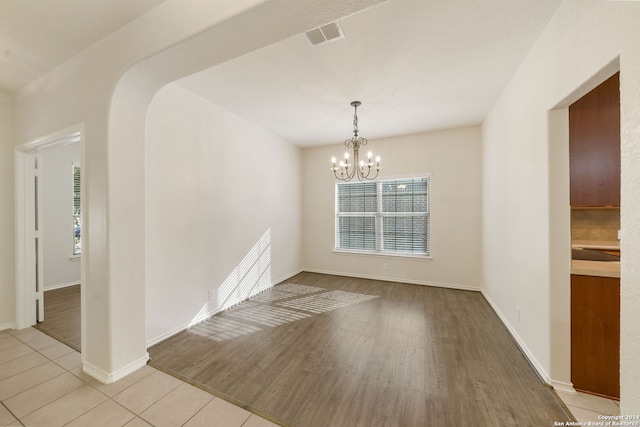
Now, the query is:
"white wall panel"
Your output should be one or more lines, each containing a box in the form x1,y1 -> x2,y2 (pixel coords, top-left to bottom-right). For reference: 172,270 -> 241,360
145,84 -> 302,344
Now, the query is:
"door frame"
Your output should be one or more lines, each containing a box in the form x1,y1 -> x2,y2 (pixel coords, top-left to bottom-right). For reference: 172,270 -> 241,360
14,124 -> 84,329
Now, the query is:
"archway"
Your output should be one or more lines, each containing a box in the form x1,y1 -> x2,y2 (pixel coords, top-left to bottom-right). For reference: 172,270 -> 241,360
84,0 -> 387,382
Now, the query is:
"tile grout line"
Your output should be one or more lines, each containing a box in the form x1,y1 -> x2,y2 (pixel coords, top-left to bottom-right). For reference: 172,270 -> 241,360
1,368 -> 70,401
3,328 -> 169,427
566,397 -> 619,413
1,332 -> 83,420
9,372 -> 85,421
1,400 -> 25,427
128,383 -> 183,427
72,366 -> 166,426
0,352 -> 50,383
559,392 -> 621,421
171,394 -> 216,427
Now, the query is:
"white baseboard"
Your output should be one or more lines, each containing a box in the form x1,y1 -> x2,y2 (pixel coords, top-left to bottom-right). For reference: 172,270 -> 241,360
274,269 -> 303,285
147,322 -> 195,348
481,290 -> 552,386
302,268 -> 481,292
146,290 -> 272,347
83,353 -> 149,384
44,281 -> 81,292
146,296 -> 246,347
551,380 -> 576,394
0,321 -> 15,331
146,269 -> 304,347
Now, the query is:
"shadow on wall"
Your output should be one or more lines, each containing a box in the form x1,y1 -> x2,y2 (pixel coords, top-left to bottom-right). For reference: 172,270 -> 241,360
188,228 -> 272,327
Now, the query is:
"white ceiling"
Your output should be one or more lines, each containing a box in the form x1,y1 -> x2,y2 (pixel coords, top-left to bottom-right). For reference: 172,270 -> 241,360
1,0 -> 563,147
0,0 -> 166,92
178,0 -> 562,146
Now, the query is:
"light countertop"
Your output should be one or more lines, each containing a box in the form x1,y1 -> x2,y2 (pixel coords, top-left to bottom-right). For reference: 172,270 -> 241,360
571,240 -> 620,250
571,259 -> 620,278
570,240 -> 620,278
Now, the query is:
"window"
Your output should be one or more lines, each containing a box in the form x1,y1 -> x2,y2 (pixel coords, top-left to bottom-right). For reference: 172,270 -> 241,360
73,163 -> 81,255
335,176 -> 430,257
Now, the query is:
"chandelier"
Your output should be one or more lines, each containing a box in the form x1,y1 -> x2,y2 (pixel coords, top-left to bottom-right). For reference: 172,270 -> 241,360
331,101 -> 381,182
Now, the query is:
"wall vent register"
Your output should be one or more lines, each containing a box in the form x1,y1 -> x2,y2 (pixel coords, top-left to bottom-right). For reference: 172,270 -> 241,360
305,22 -> 344,45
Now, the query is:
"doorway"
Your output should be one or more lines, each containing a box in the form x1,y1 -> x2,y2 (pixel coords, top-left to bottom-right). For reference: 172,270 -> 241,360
568,72 -> 621,400
15,125 -> 83,351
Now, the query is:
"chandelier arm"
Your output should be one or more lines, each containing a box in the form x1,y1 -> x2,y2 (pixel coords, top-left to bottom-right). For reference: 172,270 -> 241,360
364,167 -> 379,181
334,162 -> 356,182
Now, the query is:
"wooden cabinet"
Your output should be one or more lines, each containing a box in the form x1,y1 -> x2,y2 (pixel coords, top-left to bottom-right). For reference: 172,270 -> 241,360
569,72 -> 620,207
571,274 -> 620,399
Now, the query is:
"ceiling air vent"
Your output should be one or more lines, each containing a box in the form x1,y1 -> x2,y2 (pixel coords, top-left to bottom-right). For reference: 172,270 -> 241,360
305,21 -> 344,46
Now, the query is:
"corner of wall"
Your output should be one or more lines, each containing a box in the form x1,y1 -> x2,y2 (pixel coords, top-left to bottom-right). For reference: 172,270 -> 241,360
0,91 -> 15,327
481,290 -> 552,385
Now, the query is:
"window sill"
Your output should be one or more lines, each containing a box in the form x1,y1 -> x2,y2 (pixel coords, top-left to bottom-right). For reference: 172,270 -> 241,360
333,249 -> 432,261
69,255 -> 81,262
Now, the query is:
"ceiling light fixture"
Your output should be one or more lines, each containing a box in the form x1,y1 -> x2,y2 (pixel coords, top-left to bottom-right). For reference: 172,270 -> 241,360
331,101 -> 381,182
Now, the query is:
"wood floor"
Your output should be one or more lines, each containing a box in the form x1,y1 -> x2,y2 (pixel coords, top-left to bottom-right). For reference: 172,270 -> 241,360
149,272 -> 573,427
34,284 -> 81,351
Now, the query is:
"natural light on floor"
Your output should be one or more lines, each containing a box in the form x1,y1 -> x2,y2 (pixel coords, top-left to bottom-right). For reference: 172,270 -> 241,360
227,305 -> 311,327
277,290 -> 379,314
187,282 -> 380,343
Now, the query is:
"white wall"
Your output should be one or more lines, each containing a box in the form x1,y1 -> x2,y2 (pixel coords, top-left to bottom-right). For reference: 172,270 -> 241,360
10,0 -> 272,380
10,0 -> 381,381
0,92 -> 14,329
302,126 -> 482,290
482,0 -> 640,412
40,143 -> 81,290
619,3 -> 640,414
145,84 -> 302,345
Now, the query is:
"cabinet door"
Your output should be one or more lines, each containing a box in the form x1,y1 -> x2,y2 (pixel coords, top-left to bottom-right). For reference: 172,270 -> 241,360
571,274 -> 620,399
569,72 -> 620,207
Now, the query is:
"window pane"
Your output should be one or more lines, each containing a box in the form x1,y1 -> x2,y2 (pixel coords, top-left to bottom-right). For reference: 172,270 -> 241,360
337,216 -> 375,251
382,216 -> 428,254
337,182 -> 376,213
382,178 -> 428,213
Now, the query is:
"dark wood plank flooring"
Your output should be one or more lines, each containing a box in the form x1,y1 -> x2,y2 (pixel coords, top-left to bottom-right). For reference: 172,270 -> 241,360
149,272 -> 573,426
34,284 -> 81,351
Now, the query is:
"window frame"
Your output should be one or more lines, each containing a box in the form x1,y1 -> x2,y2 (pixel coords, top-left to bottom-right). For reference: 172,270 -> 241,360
334,174 -> 431,260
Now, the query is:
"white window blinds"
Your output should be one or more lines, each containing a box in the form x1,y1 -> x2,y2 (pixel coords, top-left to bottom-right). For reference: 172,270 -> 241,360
336,176 -> 430,256
73,164 -> 81,255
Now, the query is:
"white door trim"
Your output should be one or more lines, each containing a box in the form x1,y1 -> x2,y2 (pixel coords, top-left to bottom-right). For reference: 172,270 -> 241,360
14,124 -> 84,329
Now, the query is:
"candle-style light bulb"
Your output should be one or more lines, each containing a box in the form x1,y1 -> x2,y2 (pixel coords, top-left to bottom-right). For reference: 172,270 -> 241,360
367,151 -> 372,159
376,156 -> 381,163
344,152 -> 349,159
331,157 -> 336,164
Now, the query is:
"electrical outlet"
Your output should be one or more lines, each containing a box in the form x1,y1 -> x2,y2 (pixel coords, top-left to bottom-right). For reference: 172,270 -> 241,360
209,290 -> 215,301
516,305 -> 520,321
383,263 -> 388,271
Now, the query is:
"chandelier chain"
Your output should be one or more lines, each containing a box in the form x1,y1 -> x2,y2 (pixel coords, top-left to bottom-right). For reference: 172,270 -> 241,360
353,104 -> 359,137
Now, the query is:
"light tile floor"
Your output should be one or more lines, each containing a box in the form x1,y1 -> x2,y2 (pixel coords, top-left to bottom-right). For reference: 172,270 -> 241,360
557,389 -> 620,423
0,328 -> 279,427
